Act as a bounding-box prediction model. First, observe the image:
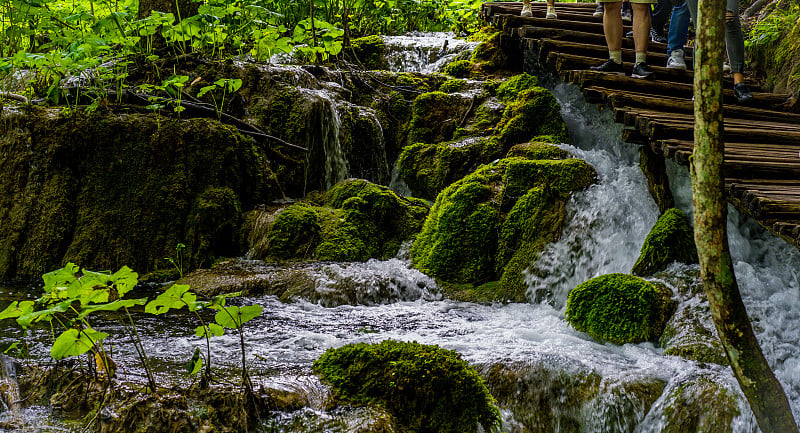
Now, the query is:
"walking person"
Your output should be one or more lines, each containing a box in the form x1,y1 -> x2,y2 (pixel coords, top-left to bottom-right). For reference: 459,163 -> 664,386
665,0 -> 690,70
590,0 -> 657,79
680,0 -> 753,102
521,0 -> 558,19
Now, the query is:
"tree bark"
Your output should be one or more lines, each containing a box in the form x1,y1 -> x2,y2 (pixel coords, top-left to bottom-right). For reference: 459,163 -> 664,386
691,0 -> 799,431
138,0 -> 198,20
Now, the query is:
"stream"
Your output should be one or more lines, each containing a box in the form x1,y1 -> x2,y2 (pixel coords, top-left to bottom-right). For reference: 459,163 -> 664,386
2,33 -> 800,433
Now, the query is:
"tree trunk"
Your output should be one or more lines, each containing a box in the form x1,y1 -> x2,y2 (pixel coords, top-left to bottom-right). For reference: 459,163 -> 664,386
691,0 -> 799,431
138,0 -> 198,20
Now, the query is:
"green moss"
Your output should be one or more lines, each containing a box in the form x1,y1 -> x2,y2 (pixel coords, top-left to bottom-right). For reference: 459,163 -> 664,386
506,141 -> 570,159
496,73 -> 539,102
313,340 -> 500,433
565,273 -> 677,344
469,32 -> 506,70
408,91 -> 461,145
443,60 -> 475,78
266,203 -> 322,260
439,78 -> 467,93
661,376 -> 740,433
397,137 -> 504,200
411,157 -> 596,299
349,35 -> 387,70
498,88 -> 569,147
185,186 -> 242,268
632,208 -> 699,277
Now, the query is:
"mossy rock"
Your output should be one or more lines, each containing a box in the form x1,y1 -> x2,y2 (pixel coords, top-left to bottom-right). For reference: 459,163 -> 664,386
0,109 -> 277,280
348,35 -> 387,70
659,374 -> 740,433
506,141 -> 571,159
313,340 -> 500,433
495,73 -> 539,102
411,157 -> 596,301
565,273 -> 677,345
632,208 -> 698,277
407,91 -> 465,145
246,179 -> 429,262
469,31 -> 507,72
443,59 -> 476,78
438,78 -> 467,93
397,137 -> 504,201
659,289 -> 728,365
498,87 -> 569,147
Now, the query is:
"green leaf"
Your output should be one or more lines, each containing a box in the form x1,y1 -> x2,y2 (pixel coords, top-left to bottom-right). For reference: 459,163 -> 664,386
0,301 -> 35,320
194,322 -> 224,338
110,266 -> 138,298
145,284 -> 192,315
78,298 -> 147,319
51,328 -> 108,360
214,304 -> 263,329
16,299 -> 74,328
187,348 -> 203,375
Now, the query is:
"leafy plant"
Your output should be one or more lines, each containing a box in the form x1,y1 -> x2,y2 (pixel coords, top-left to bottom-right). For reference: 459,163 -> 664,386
197,78 -> 243,119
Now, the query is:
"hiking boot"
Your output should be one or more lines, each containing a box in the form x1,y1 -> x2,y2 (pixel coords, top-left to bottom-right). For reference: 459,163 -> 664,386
650,27 -> 667,43
593,2 -> 604,16
734,83 -> 754,104
546,5 -> 558,19
631,62 -> 654,79
521,3 -> 532,17
591,59 -> 624,75
666,49 -> 687,70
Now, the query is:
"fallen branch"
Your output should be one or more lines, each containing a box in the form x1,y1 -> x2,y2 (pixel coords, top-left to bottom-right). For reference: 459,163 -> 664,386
0,92 -> 29,104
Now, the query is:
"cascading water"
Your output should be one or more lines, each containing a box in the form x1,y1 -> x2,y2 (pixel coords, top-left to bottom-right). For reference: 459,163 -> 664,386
4,36 -> 800,433
302,89 -> 350,190
382,33 -> 479,73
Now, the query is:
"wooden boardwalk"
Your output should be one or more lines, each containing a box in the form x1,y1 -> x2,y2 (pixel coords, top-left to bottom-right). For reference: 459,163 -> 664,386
481,1 -> 800,249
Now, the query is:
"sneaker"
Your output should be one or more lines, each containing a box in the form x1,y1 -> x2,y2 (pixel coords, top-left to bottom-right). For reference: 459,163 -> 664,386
733,83 -> 754,104
621,3 -> 632,21
723,62 -> 731,72
593,2 -> 603,17
631,62 -> 654,79
590,59 -> 624,74
521,3 -> 532,17
650,27 -> 667,43
546,5 -> 557,19
666,49 -> 687,70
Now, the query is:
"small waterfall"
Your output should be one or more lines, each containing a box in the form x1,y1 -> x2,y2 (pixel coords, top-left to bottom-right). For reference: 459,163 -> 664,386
524,82 -> 659,306
0,354 -> 20,415
382,33 -> 479,73
302,90 -> 350,191
389,163 -> 412,197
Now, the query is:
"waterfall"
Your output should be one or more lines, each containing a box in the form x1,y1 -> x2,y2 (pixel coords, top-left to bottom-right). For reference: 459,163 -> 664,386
0,354 -> 20,417
382,33 -> 479,73
302,90 -> 350,191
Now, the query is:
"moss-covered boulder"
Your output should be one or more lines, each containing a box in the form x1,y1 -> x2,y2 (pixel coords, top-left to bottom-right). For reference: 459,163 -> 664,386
410,156 -> 596,302
657,374 -> 741,433
313,340 -> 500,433
565,273 -> 676,345
632,208 -> 698,277
245,179 -> 429,262
348,35 -> 388,70
398,74 -> 569,200
0,108 -> 278,280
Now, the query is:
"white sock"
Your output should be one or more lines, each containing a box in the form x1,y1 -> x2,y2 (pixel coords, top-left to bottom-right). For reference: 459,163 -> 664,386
635,52 -> 647,64
610,51 -> 622,64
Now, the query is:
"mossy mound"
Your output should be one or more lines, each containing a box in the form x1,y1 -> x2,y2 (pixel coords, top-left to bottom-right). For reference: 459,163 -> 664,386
407,91 -> 465,145
0,109 -> 277,280
469,31 -> 509,74
632,208 -> 698,277
410,156 -> 596,302
313,340 -> 500,433
565,273 -> 677,345
659,374 -> 740,433
660,304 -> 728,365
245,179 -> 429,262
348,35 -> 387,70
443,59 -> 476,78
498,87 -> 568,147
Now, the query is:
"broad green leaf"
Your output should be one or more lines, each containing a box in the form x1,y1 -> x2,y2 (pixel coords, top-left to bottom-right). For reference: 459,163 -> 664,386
214,304 -> 263,329
110,266 -> 138,298
42,263 -> 80,293
187,348 -> 203,375
78,298 -> 147,319
145,284 -> 191,315
197,84 -> 217,98
0,301 -> 35,320
16,299 -> 74,328
194,322 -> 224,338
51,328 -> 108,360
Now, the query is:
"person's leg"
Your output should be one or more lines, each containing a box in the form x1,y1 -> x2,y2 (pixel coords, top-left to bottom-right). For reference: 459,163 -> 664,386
651,0 -> 671,37
590,0 -> 625,73
666,1 -> 690,54
546,0 -> 558,19
521,0 -> 532,17
725,0 -> 752,101
632,2 -> 651,57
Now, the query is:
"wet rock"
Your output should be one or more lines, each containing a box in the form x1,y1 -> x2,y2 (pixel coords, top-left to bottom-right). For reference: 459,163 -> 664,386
243,179 -> 429,263
480,357 -> 664,433
314,340 -> 500,433
347,35 -> 388,70
632,208 -> 698,277
565,273 -> 677,344
181,257 -> 438,306
0,108 -> 278,280
410,156 -> 596,302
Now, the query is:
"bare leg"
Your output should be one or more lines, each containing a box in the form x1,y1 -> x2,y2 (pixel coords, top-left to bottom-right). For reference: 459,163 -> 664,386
632,2 -> 651,55
603,1 -> 623,51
